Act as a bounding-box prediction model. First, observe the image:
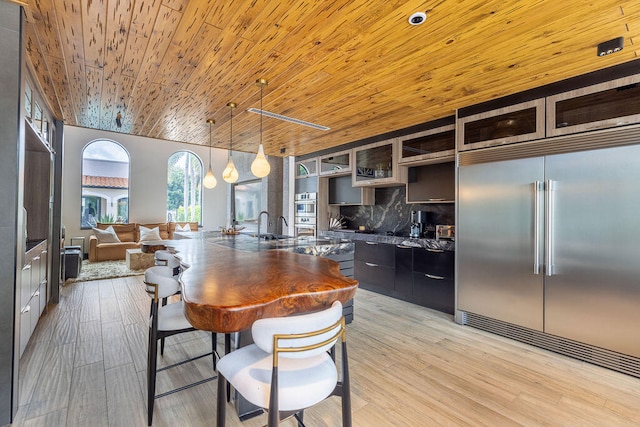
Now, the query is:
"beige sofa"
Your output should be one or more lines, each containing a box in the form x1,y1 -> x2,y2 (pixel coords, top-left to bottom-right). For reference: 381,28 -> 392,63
88,222 -> 198,262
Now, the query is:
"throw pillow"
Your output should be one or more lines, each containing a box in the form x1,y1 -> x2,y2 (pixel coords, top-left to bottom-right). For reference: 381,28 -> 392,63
92,225 -> 121,244
139,226 -> 162,242
175,223 -> 191,232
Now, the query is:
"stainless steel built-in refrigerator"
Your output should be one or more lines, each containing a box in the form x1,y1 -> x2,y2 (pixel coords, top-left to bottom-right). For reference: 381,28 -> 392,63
457,129 -> 640,362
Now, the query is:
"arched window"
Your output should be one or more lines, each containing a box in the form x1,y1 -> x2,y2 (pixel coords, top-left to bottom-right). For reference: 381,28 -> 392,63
81,140 -> 130,228
167,151 -> 203,224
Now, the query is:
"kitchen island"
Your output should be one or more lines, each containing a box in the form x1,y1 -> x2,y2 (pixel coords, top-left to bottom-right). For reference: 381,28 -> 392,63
159,233 -> 358,333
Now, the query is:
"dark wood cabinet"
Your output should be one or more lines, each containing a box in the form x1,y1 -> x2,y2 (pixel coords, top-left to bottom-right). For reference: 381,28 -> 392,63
413,247 -> 454,277
355,241 -> 394,266
354,240 -> 455,314
406,162 -> 455,204
328,175 -> 374,205
354,241 -> 395,293
394,245 -> 413,297
412,274 -> 454,314
413,248 -> 454,314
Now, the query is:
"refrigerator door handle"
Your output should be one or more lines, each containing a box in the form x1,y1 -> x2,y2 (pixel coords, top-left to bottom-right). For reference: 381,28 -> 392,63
533,181 -> 541,274
545,179 -> 555,276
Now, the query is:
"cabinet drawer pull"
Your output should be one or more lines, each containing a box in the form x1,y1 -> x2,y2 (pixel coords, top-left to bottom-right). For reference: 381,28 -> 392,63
426,248 -> 444,253
23,265 -> 32,271
425,273 -> 445,280
365,241 -> 378,245
365,262 -> 379,267
22,305 -> 31,314
33,256 -> 40,261
34,291 -> 40,297
396,245 -> 412,249
428,198 -> 446,201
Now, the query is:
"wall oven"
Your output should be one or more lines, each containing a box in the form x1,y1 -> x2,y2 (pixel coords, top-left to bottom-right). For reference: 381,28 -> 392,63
295,192 -> 317,217
294,193 -> 317,237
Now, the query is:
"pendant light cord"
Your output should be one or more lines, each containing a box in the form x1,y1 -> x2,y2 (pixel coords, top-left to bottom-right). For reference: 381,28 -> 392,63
260,83 -> 263,146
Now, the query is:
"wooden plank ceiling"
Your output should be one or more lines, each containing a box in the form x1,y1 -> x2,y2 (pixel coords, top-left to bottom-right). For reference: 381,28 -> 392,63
23,0 -> 639,157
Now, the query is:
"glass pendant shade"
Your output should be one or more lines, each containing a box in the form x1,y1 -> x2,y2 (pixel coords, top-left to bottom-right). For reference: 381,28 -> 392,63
223,102 -> 239,183
251,144 -> 270,178
252,78 -> 271,178
222,156 -> 239,183
203,165 -> 217,188
203,118 -> 217,189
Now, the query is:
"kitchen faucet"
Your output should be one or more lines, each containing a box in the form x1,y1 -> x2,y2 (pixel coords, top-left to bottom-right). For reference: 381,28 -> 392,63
257,211 -> 270,239
277,216 -> 288,237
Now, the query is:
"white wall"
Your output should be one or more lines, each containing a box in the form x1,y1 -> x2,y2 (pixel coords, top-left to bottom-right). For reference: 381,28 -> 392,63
62,126 -> 229,245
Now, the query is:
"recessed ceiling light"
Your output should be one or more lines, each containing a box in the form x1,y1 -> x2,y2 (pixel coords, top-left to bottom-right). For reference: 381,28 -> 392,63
408,12 -> 427,26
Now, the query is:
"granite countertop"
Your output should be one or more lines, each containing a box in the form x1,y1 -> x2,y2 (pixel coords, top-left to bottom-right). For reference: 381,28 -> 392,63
175,230 -> 454,253
186,231 -> 354,256
320,230 -> 455,251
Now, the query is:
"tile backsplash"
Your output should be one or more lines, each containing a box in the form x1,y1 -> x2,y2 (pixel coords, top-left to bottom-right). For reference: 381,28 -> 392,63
337,186 -> 454,236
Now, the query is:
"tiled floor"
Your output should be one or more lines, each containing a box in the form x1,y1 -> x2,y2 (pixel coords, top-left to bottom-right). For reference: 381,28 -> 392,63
12,275 -> 640,426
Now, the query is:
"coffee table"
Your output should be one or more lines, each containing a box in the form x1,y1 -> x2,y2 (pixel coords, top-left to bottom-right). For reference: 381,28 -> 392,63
125,248 -> 155,270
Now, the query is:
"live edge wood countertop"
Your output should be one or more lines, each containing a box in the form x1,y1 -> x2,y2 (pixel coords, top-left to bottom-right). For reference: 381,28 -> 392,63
166,238 -> 358,333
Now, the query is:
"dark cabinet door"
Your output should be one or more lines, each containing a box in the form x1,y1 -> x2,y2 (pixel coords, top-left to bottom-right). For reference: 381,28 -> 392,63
413,248 -> 454,278
354,260 -> 395,291
413,273 -> 454,314
406,162 -> 455,203
354,241 -> 394,267
394,245 -> 413,297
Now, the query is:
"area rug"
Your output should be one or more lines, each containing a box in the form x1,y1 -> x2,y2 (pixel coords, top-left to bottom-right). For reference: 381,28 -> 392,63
65,260 -> 144,283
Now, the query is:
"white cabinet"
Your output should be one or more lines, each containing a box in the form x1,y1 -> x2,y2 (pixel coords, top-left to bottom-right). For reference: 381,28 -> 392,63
19,242 -> 48,357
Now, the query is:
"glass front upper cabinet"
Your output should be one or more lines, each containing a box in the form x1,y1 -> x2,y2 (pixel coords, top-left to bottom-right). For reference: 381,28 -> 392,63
295,158 -> 317,178
25,81 -> 33,121
546,74 -> 640,137
319,149 -> 352,176
398,124 -> 455,166
352,138 -> 406,187
457,99 -> 545,151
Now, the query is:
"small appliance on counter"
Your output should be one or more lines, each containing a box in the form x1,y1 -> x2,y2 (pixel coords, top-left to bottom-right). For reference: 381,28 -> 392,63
436,225 -> 455,240
410,210 -> 430,238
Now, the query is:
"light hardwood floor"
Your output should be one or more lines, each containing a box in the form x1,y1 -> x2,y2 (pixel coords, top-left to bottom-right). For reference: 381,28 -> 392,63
12,275 -> 640,426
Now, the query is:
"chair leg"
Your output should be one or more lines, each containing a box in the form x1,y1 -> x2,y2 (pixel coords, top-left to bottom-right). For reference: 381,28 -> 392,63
147,327 -> 158,426
225,333 -> 231,402
341,341 -> 352,427
160,298 -> 168,356
216,372 -> 227,427
268,366 -> 279,427
211,332 -> 217,371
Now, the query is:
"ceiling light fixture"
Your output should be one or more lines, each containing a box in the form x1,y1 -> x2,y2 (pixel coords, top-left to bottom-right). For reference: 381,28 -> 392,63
251,78 -> 271,178
203,119 -> 217,189
597,37 -> 624,56
222,102 -> 239,183
408,11 -> 426,26
246,108 -> 330,131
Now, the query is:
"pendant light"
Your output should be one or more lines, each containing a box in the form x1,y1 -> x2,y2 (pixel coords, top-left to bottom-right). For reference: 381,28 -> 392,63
222,102 -> 239,183
203,119 -> 217,189
251,78 -> 271,178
